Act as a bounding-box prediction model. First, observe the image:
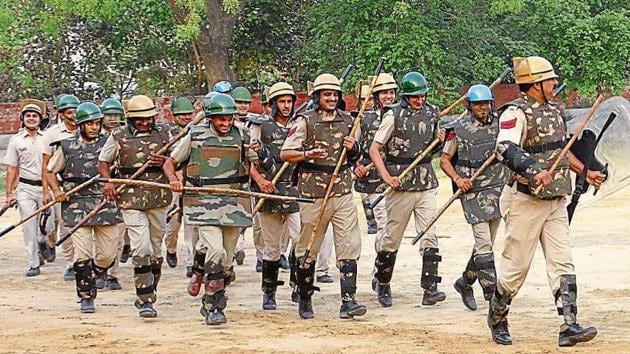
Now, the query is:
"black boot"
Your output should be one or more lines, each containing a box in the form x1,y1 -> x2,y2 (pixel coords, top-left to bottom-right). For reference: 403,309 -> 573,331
150,257 -> 163,291
556,275 -> 597,347
373,250 -> 397,307
223,266 -> 236,287
421,248 -> 446,305
38,241 -> 53,263
454,253 -> 478,310
74,260 -> 97,313
261,260 -> 283,310
201,262 -> 227,325
166,251 -> 177,268
474,253 -> 497,301
289,249 -> 300,303
362,195 -> 377,235
339,259 -> 367,319
93,261 -> 111,291
296,257 -> 319,319
133,255 -> 157,318
120,244 -> 131,263
487,288 -> 512,345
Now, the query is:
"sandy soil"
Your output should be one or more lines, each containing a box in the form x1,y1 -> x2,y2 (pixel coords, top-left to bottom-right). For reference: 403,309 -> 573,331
0,183 -> 629,354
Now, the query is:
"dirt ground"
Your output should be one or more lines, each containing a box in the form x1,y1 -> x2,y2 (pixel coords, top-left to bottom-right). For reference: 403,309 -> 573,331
0,184 -> 629,354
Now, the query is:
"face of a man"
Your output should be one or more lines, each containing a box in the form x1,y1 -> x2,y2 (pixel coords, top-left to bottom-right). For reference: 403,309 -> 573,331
235,101 -> 250,117
469,101 -> 492,122
275,95 -> 294,119
211,114 -> 234,135
81,120 -> 102,140
22,111 -> 42,131
102,114 -> 121,131
60,108 -> 77,131
318,90 -> 339,112
406,94 -> 426,110
263,103 -> 272,115
175,112 -> 193,127
377,89 -> 396,107
541,77 -> 559,101
132,116 -> 154,133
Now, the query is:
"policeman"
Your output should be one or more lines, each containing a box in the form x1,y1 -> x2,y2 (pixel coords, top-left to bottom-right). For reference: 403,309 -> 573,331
354,73 -> 397,252
46,102 -> 123,313
164,93 -> 258,326
249,82 -> 301,310
370,72 -> 446,307
488,56 -> 604,346
98,95 -> 172,318
41,94 -> 81,281
440,84 -> 509,310
164,96 -> 197,270
98,97 -> 127,291
280,73 -> 366,320
4,103 -> 47,276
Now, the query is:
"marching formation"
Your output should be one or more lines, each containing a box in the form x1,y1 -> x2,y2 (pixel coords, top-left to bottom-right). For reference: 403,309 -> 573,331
2,55 -> 608,347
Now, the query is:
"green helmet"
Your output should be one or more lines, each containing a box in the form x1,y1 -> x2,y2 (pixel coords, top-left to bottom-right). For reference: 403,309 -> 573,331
203,93 -> 237,117
171,96 -> 194,115
57,94 -> 80,111
231,86 -> 252,102
400,72 -> 429,96
76,102 -> 103,125
100,98 -> 124,115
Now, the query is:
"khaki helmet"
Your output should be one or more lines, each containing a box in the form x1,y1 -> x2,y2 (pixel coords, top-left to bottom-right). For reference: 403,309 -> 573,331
126,95 -> 157,118
268,82 -> 296,102
311,73 -> 342,94
513,56 -> 558,84
19,99 -> 46,118
355,78 -> 372,101
20,103 -> 43,118
373,73 -> 398,93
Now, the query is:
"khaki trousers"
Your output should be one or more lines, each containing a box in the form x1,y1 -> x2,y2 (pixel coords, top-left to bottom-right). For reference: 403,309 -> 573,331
16,183 -> 44,268
381,189 -> 438,253
295,193 -> 361,261
184,225 -> 200,266
471,218 -> 501,255
108,224 -> 127,278
235,213 -> 264,260
315,225 -> 335,276
498,191 -> 574,298
55,202 -> 74,268
197,225 -> 240,269
122,207 -> 167,258
259,211 -> 300,261
367,193 -> 389,252
72,224 -> 121,268
164,193 -> 181,253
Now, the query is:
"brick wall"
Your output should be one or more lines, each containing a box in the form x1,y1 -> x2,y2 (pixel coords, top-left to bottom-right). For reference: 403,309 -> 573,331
1,85 -> 627,135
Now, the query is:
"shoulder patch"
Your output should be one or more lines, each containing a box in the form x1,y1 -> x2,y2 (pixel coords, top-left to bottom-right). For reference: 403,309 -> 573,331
287,126 -> 298,137
500,118 -> 517,129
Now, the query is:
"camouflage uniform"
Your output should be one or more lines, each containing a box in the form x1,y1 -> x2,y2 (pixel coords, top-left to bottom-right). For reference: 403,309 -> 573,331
354,109 -> 388,250
98,124 -> 172,308
251,118 -> 300,305
281,109 -> 363,316
372,101 -> 446,303
443,114 -> 509,302
490,92 -> 575,328
48,134 -> 122,300
170,122 -> 255,321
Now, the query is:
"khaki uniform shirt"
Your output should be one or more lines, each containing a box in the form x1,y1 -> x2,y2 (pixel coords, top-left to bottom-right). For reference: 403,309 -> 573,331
4,129 -> 44,180
40,121 -> 76,156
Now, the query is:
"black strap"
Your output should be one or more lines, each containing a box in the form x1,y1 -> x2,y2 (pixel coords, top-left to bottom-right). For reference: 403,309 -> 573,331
455,159 -> 485,169
523,139 -> 567,154
186,175 -> 248,186
300,162 -> 351,174
424,254 -> 442,262
118,166 -> 163,176
136,285 -> 155,295
18,177 -> 42,186
134,265 -> 152,274
386,155 -> 431,165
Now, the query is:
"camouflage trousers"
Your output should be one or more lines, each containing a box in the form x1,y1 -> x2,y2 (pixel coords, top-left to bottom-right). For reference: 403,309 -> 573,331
381,189 -> 438,254
108,223 -> 127,279
235,212 -> 264,260
471,218 -> 501,255
295,193 -> 361,262
16,183 -> 48,268
197,225 -> 240,270
259,211 -> 300,261
366,193 -> 389,252
72,224 -> 120,269
122,207 -> 167,258
55,201 -> 74,268
498,190 -> 574,298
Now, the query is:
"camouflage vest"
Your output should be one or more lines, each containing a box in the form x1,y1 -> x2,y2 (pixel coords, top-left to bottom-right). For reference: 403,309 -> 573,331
510,93 -> 571,198
454,115 -> 509,224
384,103 -> 439,191
111,125 -> 173,210
354,110 -> 385,194
298,109 -> 354,198
256,119 -> 299,213
60,135 -> 122,227
182,124 -> 252,227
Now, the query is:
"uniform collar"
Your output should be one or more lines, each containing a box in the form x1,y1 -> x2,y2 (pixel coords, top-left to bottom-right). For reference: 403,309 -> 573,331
20,128 -> 43,137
